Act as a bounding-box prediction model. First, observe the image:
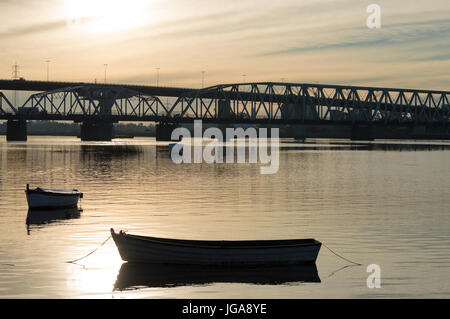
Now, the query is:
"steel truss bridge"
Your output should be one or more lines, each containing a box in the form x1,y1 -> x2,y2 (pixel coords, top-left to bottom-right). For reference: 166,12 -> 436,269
0,80 -> 449,140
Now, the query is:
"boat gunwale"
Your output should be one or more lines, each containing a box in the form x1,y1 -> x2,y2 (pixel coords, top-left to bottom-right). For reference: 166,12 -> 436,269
111,229 -> 322,250
25,189 -> 83,197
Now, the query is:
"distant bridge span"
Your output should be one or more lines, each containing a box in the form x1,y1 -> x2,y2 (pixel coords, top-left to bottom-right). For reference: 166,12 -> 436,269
0,79 -> 194,97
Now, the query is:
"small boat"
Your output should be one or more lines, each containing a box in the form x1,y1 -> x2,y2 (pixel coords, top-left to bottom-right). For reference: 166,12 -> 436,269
110,229 -> 321,265
25,184 -> 83,209
114,263 -> 320,290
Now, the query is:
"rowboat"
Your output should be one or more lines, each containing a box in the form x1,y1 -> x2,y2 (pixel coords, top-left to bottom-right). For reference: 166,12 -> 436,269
110,229 -> 321,265
25,184 -> 83,209
114,263 -> 320,290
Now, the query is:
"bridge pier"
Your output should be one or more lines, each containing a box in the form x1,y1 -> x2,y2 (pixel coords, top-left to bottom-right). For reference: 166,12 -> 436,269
80,122 -> 113,141
351,124 -> 374,141
156,123 -> 180,141
218,100 -> 233,120
6,119 -> 27,141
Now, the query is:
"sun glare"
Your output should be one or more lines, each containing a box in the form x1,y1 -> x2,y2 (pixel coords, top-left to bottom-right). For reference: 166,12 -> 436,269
65,0 -> 151,34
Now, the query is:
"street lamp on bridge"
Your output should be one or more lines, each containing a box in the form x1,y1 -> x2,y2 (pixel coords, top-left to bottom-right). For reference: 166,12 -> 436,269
201,70 -> 206,88
104,64 -> 108,83
155,67 -> 160,86
45,60 -> 51,81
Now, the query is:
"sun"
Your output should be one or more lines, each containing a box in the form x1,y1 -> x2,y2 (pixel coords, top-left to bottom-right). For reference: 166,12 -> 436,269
65,0 -> 151,34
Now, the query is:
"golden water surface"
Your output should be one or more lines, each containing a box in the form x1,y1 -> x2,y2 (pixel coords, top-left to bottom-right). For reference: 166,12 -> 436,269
0,136 -> 449,298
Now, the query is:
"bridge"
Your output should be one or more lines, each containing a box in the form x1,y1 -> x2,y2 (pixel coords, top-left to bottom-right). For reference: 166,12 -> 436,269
1,79 -> 449,141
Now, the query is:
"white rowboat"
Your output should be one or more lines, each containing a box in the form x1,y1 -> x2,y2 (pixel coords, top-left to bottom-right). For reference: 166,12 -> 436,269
25,184 -> 83,209
111,228 -> 321,265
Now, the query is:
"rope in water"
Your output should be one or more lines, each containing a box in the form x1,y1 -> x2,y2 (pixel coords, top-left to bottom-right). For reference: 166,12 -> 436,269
322,242 -> 362,266
66,235 -> 112,264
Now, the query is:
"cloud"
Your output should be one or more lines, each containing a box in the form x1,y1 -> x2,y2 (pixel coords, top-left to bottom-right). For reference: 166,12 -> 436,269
258,17 -> 450,60
1,0 -> 450,89
0,20 -> 67,38
0,17 -> 99,39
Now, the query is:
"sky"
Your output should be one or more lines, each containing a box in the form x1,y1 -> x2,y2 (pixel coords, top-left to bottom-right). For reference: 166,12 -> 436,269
0,0 -> 450,90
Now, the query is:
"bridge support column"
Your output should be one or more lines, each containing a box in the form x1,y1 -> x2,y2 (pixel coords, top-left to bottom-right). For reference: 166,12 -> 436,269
156,123 -> 180,141
80,122 -> 113,141
218,100 -> 233,120
6,119 -> 27,141
351,124 -> 374,141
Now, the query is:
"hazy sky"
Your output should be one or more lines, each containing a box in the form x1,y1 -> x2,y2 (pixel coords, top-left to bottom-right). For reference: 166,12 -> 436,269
1,0 -> 450,90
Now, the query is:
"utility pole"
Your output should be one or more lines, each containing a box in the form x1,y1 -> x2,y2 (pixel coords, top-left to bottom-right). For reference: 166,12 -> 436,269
12,62 -> 19,107
104,64 -> 108,83
242,74 -> 247,83
46,60 -> 51,81
12,62 -> 19,80
155,67 -> 160,86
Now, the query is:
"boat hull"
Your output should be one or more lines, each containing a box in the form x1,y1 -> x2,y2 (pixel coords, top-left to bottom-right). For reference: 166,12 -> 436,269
111,229 -> 321,265
26,192 -> 81,209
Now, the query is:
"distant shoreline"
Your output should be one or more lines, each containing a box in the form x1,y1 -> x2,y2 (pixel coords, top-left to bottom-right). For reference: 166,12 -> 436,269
0,120 -> 156,137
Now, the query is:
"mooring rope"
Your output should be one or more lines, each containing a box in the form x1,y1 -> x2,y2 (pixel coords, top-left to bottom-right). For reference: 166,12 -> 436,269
322,242 -> 362,266
65,234 -> 361,267
66,235 -> 112,264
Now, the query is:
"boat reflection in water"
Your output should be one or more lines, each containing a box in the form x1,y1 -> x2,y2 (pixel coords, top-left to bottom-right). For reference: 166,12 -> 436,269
114,263 -> 320,291
26,207 -> 81,233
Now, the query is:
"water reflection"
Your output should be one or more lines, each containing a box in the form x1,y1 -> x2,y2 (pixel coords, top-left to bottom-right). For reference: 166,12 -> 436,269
326,141 -> 450,151
78,144 -> 146,178
1,136 -> 449,298
114,263 -> 320,290
281,140 -> 450,151
158,139 -> 450,156
26,207 -> 81,233
79,144 -> 143,164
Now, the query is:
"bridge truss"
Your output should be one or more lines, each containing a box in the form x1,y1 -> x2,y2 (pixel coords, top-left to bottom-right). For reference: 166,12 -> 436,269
0,92 -> 17,115
169,83 -> 450,125
0,83 -> 449,125
2,86 -> 171,120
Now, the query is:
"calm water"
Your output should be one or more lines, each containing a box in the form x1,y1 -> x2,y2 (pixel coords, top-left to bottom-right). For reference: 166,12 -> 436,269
0,136 -> 449,298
